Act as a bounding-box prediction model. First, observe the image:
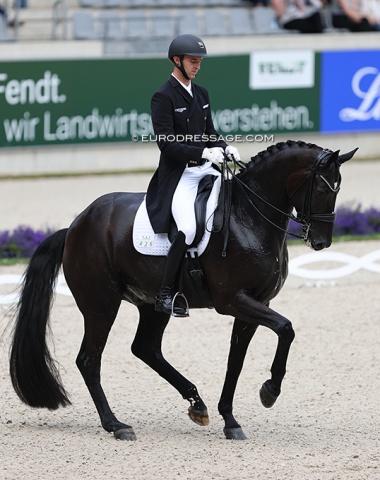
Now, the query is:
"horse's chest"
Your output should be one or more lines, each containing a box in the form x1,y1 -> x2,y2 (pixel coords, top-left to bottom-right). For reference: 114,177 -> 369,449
238,250 -> 288,299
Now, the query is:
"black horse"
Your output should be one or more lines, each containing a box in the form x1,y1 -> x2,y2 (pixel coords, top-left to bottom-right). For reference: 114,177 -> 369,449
9,140 -> 357,441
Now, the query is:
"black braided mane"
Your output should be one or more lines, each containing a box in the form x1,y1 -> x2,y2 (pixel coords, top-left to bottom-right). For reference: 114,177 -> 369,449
236,140 -> 320,178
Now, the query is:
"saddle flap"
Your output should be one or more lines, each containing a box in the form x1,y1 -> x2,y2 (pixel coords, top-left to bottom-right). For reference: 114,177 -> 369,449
133,175 -> 221,257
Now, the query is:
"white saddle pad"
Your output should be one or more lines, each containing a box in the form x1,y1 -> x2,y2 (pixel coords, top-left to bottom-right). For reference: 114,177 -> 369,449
133,176 -> 221,257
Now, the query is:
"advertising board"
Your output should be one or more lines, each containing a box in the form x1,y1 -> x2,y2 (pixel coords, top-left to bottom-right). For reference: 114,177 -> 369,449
0,53 -> 321,148
320,50 -> 380,134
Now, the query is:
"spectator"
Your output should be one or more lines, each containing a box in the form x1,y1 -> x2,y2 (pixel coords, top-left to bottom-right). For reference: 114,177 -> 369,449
0,2 -> 23,27
242,0 -> 271,6
331,0 -> 378,30
362,0 -> 380,29
271,0 -> 325,33
0,3 -> 8,23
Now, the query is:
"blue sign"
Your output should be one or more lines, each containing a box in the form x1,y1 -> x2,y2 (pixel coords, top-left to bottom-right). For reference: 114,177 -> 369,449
321,50 -> 380,133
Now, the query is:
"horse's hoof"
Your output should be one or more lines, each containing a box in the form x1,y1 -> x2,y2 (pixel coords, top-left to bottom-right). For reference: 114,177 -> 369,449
188,406 -> 210,426
114,427 -> 137,441
223,427 -> 247,440
259,382 -> 278,409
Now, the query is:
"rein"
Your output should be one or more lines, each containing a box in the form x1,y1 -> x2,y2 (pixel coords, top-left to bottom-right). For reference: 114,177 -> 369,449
218,149 -> 338,251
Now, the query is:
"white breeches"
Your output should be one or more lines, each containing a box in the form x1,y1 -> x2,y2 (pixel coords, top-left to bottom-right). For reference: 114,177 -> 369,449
172,161 -> 220,245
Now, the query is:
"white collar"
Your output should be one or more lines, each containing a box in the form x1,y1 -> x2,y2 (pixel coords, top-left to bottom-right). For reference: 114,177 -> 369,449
172,73 -> 193,97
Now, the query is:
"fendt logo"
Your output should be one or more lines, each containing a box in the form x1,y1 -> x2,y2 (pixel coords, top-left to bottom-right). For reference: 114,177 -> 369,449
250,50 -> 314,89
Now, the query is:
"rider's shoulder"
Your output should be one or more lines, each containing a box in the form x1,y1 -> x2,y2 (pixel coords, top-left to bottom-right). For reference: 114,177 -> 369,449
193,83 -> 209,99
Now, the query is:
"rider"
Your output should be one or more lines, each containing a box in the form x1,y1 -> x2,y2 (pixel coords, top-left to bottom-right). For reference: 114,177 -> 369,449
146,34 -> 241,317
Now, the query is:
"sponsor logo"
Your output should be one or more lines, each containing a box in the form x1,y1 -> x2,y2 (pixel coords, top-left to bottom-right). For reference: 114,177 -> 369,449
250,50 -> 314,89
339,67 -> 380,122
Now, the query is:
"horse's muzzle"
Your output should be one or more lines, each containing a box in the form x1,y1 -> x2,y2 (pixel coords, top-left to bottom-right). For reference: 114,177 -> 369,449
310,238 -> 332,251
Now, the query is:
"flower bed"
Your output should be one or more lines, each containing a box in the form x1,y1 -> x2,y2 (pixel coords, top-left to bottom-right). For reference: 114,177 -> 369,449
0,226 -> 55,259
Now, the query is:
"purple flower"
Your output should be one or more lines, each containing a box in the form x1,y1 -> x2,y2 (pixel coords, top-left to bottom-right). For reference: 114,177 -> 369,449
0,226 -> 55,259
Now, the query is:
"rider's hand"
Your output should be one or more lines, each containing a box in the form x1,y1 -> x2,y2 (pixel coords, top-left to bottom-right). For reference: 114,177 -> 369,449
202,147 -> 225,165
225,145 -> 241,161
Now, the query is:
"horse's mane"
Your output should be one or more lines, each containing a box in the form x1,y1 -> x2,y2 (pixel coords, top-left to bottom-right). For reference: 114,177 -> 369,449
236,140 -> 321,177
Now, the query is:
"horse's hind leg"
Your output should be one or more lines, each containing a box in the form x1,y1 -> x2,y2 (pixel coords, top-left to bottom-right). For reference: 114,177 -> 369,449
75,293 -> 136,440
218,318 -> 258,440
131,303 -> 209,426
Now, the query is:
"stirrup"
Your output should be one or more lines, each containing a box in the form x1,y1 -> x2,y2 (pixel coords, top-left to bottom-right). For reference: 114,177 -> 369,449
172,292 -> 189,318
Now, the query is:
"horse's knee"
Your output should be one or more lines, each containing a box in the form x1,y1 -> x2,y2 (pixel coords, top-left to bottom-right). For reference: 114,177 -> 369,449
76,351 -> 87,373
279,321 -> 295,342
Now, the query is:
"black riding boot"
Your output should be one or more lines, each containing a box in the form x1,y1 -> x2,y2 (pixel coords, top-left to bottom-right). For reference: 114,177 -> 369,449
155,231 -> 189,317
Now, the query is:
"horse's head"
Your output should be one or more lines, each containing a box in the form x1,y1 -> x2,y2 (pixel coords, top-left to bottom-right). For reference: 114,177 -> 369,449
289,147 -> 358,251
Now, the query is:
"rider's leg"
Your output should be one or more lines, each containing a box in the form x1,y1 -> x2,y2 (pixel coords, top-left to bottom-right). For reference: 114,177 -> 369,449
155,231 -> 188,316
155,165 -> 218,317
155,167 -> 198,317
171,165 -> 204,244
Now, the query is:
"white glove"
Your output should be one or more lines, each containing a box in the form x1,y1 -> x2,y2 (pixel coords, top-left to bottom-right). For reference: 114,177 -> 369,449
225,145 -> 241,161
202,147 -> 225,165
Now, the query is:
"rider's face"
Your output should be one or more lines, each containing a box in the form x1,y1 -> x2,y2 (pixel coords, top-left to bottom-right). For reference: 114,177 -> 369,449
182,56 -> 202,79
174,55 -> 202,81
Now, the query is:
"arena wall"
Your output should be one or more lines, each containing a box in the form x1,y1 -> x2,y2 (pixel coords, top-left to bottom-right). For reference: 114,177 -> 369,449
0,32 -> 379,177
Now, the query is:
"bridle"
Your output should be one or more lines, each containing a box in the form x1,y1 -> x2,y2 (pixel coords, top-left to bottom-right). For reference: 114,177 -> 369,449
289,148 -> 341,230
220,148 -> 341,248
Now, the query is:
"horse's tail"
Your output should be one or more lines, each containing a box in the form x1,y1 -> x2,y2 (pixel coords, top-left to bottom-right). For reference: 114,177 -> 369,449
9,228 -> 71,410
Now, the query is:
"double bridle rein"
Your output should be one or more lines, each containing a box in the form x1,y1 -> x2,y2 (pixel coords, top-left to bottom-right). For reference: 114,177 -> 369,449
220,148 -> 341,248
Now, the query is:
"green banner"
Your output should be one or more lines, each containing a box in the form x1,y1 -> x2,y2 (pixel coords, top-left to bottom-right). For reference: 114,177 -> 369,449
0,53 -> 320,148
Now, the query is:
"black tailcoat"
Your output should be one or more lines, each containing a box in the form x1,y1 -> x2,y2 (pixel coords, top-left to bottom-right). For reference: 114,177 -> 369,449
146,75 -> 226,234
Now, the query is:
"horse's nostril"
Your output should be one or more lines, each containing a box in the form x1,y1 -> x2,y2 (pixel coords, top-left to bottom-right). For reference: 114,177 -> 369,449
313,242 -> 327,251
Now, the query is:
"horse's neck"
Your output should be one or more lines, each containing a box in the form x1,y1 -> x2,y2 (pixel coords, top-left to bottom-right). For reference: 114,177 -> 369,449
238,161 -> 293,214
231,158 -> 295,246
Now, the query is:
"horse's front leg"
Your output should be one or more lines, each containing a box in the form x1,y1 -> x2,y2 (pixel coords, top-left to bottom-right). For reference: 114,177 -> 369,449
131,303 -> 209,427
235,291 -> 295,405
218,318 -> 258,440
218,291 -> 295,439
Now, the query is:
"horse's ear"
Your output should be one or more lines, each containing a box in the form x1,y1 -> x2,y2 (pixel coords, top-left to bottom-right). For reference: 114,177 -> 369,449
325,149 -> 340,166
338,147 -> 359,165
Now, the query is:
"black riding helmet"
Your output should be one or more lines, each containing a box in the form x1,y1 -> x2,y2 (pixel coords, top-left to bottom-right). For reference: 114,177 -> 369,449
168,34 -> 208,80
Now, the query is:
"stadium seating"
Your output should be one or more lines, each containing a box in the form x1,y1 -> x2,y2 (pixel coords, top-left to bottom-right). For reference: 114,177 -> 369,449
72,11 -> 99,39
0,0 -> 303,45
0,15 -> 10,41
